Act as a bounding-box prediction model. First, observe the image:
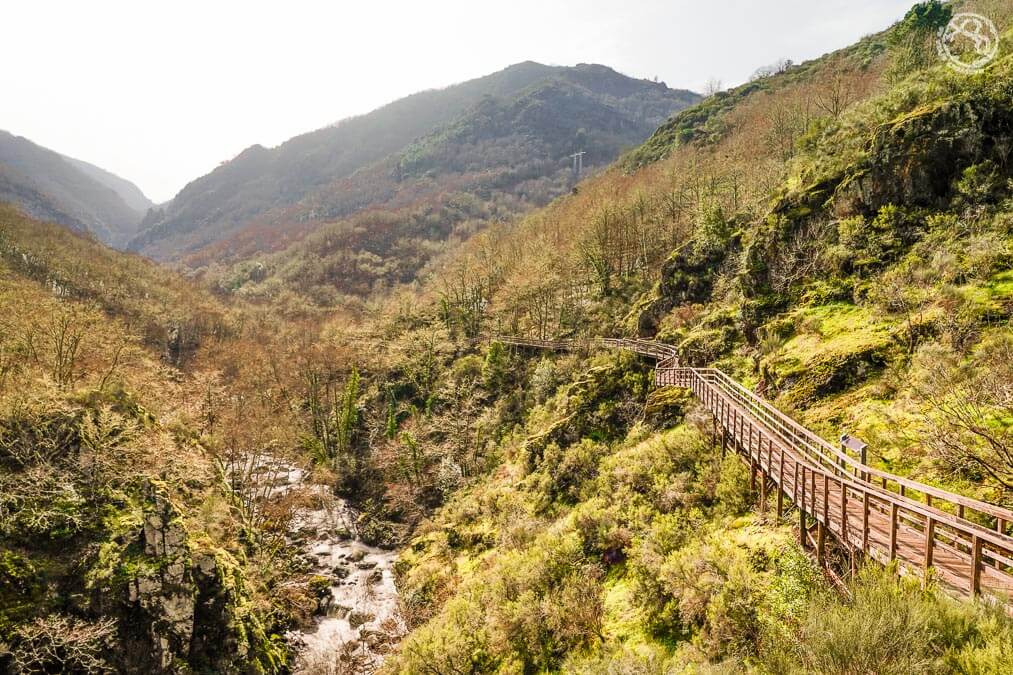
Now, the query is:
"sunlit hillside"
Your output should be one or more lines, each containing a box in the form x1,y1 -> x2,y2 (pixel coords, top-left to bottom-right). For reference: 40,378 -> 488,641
3,1 -> 1013,673
364,1 -> 1013,671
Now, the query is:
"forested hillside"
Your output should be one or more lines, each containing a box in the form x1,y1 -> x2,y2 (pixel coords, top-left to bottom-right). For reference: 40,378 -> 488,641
353,1 -> 1013,671
130,63 -> 698,265
0,204 -> 370,672
0,131 -> 149,247
204,70 -> 702,306
61,155 -> 154,214
4,1 -> 1013,673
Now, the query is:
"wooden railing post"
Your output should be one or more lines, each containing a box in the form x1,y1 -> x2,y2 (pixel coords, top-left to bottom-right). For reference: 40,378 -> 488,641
810,470 -> 816,517
923,517 -> 935,586
777,449 -> 785,520
862,492 -> 870,554
800,466 -> 807,547
841,480 -> 849,548
889,503 -> 898,561
817,520 -> 826,564
822,474 -> 829,527
971,535 -> 982,596
793,461 -> 799,504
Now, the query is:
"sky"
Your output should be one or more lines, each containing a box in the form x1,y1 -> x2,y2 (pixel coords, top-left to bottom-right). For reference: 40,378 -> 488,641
2,0 -> 917,203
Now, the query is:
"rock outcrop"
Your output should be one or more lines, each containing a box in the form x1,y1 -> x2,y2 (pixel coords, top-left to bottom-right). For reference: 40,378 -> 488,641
115,482 -> 284,673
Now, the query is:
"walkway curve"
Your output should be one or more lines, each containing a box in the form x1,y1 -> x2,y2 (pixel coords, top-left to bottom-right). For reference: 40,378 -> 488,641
493,335 -> 1013,605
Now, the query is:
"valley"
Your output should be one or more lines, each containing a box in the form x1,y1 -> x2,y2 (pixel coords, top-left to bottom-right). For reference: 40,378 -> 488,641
3,1 -> 1013,673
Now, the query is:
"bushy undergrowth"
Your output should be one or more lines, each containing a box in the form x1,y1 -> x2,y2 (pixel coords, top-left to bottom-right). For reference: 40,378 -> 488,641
381,7 -> 1013,670
388,348 -> 1013,673
5,3 -> 1013,673
0,211 -> 312,672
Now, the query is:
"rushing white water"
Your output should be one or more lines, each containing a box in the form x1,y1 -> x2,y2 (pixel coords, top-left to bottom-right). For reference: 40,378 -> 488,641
255,460 -> 402,674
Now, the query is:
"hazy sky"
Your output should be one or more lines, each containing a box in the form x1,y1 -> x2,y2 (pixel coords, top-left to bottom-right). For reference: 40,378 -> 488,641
3,0 -> 916,203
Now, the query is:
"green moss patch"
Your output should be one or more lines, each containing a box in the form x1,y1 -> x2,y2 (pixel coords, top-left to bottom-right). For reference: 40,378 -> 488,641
763,304 -> 897,407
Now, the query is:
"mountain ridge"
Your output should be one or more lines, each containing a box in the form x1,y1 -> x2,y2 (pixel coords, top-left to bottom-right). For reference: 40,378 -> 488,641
60,154 -> 154,213
0,130 -> 150,246
128,62 -> 699,262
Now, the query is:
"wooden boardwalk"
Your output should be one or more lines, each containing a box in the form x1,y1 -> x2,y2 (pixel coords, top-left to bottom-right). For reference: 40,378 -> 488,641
495,336 -> 1013,605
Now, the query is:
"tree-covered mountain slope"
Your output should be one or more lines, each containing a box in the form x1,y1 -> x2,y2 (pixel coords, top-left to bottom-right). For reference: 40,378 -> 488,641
0,205 -> 370,672
297,1 -> 1013,671
61,154 -> 154,214
128,62 -> 699,264
0,131 -> 149,247
5,1 -> 1013,673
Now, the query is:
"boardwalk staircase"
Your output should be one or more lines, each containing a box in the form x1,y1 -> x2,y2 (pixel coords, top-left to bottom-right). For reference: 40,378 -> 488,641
494,335 -> 1013,606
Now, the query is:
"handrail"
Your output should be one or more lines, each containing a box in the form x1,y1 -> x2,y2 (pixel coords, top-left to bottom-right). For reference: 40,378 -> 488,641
679,367 -> 1013,602
494,335 -> 1013,573
495,335 -> 677,358
675,367 -> 1013,529
682,368 -> 1013,553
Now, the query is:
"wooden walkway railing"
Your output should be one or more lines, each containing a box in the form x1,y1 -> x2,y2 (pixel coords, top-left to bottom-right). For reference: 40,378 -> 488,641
495,335 -> 1013,605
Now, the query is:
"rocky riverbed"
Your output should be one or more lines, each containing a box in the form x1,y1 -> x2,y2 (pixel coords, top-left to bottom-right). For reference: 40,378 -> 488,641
256,460 -> 402,674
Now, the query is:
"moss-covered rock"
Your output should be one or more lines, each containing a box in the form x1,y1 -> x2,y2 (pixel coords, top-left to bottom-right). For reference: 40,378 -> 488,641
0,551 -> 42,637
76,481 -> 290,674
761,304 -> 896,406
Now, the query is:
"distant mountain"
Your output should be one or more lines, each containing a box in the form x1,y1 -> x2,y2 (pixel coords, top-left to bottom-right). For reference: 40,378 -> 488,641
61,154 -> 153,213
0,130 -> 150,246
130,62 -> 699,262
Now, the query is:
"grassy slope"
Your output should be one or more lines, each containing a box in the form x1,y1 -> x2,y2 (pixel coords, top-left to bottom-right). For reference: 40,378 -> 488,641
369,2 -> 1013,672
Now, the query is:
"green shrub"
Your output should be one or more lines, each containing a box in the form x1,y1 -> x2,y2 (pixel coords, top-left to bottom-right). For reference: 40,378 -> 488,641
887,1 -> 953,80
760,565 -> 1013,674
534,438 -> 609,507
482,341 -> 509,390
715,455 -> 754,516
391,531 -> 605,673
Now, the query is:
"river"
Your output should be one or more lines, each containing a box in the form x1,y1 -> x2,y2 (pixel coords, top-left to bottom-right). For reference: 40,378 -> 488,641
257,460 -> 402,674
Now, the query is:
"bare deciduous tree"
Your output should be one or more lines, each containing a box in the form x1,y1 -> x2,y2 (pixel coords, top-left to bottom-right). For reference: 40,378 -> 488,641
765,92 -> 815,163
814,70 -> 857,119
911,339 -> 1013,492
45,309 -> 86,389
768,220 -> 835,294
704,77 -> 724,96
4,614 -> 116,674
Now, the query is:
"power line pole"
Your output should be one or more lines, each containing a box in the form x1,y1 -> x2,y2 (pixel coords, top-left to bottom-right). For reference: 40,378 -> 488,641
570,150 -> 585,178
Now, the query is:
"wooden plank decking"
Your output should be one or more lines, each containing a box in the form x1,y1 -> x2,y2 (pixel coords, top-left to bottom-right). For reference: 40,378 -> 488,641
495,335 -> 1013,605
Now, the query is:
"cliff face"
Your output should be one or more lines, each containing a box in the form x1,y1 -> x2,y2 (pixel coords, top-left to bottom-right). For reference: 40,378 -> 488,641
112,485 -> 282,674
2,480 -> 284,675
